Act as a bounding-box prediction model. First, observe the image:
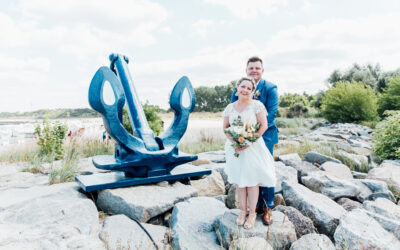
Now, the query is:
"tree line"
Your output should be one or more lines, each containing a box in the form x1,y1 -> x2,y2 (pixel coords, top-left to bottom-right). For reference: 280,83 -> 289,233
194,63 -> 400,120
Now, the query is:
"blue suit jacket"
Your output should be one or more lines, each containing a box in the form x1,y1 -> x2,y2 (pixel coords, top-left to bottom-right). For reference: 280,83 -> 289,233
230,78 -> 279,148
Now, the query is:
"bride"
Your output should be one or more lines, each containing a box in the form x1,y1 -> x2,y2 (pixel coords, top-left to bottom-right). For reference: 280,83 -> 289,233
222,77 -> 276,229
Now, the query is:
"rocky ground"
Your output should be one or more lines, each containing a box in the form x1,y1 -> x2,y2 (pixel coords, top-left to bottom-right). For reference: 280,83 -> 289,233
1,123 -> 400,249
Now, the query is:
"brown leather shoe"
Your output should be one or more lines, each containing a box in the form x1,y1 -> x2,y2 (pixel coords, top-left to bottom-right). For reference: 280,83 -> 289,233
262,207 -> 273,226
255,206 -> 264,214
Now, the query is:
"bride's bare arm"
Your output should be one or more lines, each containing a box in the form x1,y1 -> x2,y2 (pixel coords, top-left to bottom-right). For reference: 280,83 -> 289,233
223,116 -> 235,144
256,108 -> 268,136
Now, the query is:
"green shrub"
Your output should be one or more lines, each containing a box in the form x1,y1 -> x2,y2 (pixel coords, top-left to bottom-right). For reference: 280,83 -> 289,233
122,105 -> 163,136
321,81 -> 378,123
287,103 -> 308,118
377,76 -> 400,116
360,120 -> 379,129
34,116 -> 68,161
373,111 -> 400,160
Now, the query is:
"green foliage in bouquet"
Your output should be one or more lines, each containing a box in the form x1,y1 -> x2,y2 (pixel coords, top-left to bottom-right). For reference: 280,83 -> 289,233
373,111 -> 400,160
224,115 -> 260,157
34,115 -> 68,161
321,81 -> 378,123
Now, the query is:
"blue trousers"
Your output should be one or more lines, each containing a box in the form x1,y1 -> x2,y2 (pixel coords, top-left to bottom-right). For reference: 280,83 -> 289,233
257,142 -> 275,209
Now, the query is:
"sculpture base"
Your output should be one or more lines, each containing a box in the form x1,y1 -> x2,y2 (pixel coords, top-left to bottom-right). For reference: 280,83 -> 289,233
75,164 -> 211,192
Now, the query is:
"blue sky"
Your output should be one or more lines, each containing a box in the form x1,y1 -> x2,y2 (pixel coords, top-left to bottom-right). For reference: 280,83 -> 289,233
1,0 -> 400,112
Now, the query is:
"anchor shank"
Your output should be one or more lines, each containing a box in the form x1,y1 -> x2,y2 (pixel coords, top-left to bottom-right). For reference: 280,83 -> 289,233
112,54 -> 159,151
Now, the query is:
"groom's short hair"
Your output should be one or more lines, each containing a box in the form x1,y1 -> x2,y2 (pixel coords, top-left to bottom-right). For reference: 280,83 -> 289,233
247,56 -> 263,66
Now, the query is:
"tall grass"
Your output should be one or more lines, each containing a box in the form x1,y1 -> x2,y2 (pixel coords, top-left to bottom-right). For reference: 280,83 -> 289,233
21,154 -> 45,173
275,140 -> 337,159
0,143 -> 40,163
74,138 -> 114,157
49,140 -> 81,184
179,129 -> 225,154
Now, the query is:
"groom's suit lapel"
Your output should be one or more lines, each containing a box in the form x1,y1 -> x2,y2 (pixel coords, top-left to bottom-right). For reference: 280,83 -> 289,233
253,79 -> 264,101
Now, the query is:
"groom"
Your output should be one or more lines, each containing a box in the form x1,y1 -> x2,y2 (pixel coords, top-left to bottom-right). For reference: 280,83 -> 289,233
230,56 -> 279,225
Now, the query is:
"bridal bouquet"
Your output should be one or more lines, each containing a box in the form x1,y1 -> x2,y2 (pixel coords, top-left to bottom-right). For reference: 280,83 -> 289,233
224,115 -> 260,157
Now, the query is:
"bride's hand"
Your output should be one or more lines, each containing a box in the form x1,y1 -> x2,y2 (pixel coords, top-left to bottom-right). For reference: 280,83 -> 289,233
235,145 -> 249,152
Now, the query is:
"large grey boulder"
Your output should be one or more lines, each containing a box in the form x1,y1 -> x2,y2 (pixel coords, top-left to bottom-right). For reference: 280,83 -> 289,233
348,138 -> 372,149
334,209 -> 400,250
97,182 -> 197,222
214,209 -> 296,250
230,237 -> 273,250
351,170 -> 367,179
190,170 -> 225,197
336,197 -> 362,211
0,172 -> 48,191
288,160 -> 321,182
351,146 -> 372,156
0,182 -> 103,249
275,161 -> 298,193
337,150 -> 368,172
303,151 -> 341,165
278,153 -> 302,166
289,233 -> 335,250
225,184 -> 238,209
273,205 -> 316,238
320,161 -> 353,180
201,163 -> 228,186
170,197 -> 227,250
197,151 -> 225,163
352,179 -> 396,203
282,181 -> 346,237
0,182 -> 84,210
363,198 -> 400,240
381,160 -> 400,167
100,214 -> 170,249
367,163 -> 400,193
301,171 -> 360,200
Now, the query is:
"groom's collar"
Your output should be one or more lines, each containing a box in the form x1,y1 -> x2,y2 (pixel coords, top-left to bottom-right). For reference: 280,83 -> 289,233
255,78 -> 264,90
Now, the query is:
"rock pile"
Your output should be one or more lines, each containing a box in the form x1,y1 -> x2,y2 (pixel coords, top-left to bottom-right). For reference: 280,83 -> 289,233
1,123 -> 399,249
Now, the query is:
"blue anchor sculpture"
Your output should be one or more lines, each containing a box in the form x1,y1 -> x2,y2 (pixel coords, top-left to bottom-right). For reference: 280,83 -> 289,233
75,54 -> 211,192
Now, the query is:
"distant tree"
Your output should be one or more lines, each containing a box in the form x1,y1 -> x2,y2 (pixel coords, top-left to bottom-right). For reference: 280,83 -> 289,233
322,81 -> 378,123
377,76 -> 400,116
376,69 -> 400,92
327,63 -> 382,90
327,63 -> 400,93
194,82 -> 234,112
279,93 -> 309,108
310,90 -> 325,109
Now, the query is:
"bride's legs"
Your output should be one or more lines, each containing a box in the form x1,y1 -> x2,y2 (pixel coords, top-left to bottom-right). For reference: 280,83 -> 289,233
244,185 -> 259,229
247,186 -> 259,213
236,185 -> 247,225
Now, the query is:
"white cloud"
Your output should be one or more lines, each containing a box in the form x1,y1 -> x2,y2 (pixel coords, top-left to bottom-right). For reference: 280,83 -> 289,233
204,0 -> 288,19
127,40 -> 259,109
191,19 -> 215,37
159,26 -> 172,34
136,11 -> 400,109
0,0 -> 169,112
261,12 -> 400,93
2,0 -> 168,52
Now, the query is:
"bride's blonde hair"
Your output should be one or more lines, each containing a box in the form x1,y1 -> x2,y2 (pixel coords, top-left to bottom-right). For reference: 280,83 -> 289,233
236,77 -> 256,91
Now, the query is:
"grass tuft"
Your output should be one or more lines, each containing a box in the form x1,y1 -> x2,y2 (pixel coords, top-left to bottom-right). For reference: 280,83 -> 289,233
49,140 -> 81,184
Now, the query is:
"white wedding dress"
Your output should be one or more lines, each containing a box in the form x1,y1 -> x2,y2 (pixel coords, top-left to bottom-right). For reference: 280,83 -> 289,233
222,100 -> 276,188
